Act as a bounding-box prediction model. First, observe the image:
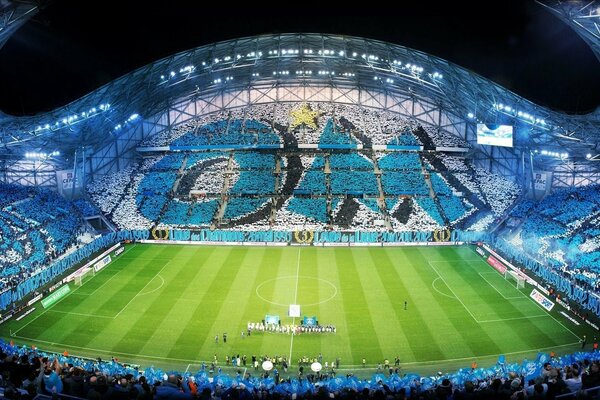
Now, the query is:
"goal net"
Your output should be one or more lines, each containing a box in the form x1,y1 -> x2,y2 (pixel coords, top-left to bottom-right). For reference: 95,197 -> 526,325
74,267 -> 94,286
504,270 -> 526,289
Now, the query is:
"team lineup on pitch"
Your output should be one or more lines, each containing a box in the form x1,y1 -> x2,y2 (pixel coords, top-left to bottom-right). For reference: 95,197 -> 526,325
0,243 -> 585,374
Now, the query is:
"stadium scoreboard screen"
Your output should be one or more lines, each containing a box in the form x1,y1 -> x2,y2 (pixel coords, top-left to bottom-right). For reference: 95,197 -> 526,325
477,124 -> 513,147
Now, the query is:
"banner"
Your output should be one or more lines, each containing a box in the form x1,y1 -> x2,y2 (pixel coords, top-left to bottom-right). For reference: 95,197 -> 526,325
26,294 -> 43,306
487,255 -> 507,274
494,239 -> 600,318
533,172 -> 547,191
56,169 -> 84,198
94,255 -> 111,273
292,231 -> 315,245
41,285 -> 71,308
303,316 -> 318,326
530,288 -> 554,311
0,230 -> 149,311
265,315 -> 280,324
289,304 -> 301,318
146,228 -> 491,245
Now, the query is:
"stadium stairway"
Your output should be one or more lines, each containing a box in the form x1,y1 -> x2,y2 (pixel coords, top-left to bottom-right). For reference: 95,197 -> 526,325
225,115 -> 232,136
380,198 -> 393,230
370,153 -> 384,198
423,166 -> 437,199
420,160 -> 451,226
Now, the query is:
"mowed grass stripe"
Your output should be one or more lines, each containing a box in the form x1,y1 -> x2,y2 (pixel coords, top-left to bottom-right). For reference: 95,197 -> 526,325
142,245 -> 228,361
425,248 -> 538,353
258,247 -> 298,359
372,247 -> 448,362
88,248 -> 204,352
437,248 -> 562,350
3,243 -> 588,371
238,247 -> 285,360
478,272 -> 524,299
289,247 -> 325,362
435,259 -> 534,321
82,248 -> 188,353
334,248 -> 383,364
311,247 -> 352,365
301,248 -> 324,361
139,246 -> 222,358
8,245 -> 138,339
194,247 -> 272,360
409,247 -> 504,358
186,247 -> 250,355
23,254 -> 167,345
108,246 -> 214,355
351,248 -> 417,364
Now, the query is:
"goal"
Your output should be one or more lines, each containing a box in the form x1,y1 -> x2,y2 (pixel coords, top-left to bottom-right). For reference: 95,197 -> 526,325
504,270 -> 526,289
74,268 -> 94,286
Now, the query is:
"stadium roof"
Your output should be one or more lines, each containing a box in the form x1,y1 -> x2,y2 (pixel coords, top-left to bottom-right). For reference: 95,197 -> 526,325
0,32 -> 599,163
539,1 -> 600,63
0,0 -> 40,51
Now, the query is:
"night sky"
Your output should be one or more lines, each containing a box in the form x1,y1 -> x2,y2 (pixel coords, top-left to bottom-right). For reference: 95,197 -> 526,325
0,0 -> 599,116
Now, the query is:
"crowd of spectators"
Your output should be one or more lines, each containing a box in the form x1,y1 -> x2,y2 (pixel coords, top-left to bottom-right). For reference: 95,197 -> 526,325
80,102 -> 525,233
0,340 -> 598,399
0,185 -> 88,290
507,185 -> 600,288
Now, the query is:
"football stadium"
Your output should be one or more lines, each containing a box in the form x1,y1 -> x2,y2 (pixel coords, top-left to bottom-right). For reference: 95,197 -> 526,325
0,2 -> 600,399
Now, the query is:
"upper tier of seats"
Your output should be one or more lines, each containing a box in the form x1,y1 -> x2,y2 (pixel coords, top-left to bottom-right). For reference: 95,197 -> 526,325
86,103 -> 519,232
506,185 -> 600,288
0,184 -> 87,290
87,145 -> 519,234
139,103 -> 469,148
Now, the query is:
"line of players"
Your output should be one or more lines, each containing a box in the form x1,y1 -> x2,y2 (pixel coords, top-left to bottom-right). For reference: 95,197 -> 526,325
247,322 -> 336,334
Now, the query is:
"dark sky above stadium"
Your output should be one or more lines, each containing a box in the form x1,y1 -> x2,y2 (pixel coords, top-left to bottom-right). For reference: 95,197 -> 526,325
0,0 -> 599,116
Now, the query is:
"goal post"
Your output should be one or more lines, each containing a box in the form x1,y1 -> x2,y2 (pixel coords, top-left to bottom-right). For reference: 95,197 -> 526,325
504,270 -> 526,289
74,267 -> 94,286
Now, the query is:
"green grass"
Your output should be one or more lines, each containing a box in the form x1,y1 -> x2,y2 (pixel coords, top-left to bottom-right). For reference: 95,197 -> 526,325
0,244 -> 590,375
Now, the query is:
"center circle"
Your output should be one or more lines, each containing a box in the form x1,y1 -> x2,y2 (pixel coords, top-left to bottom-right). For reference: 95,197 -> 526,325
255,275 -> 338,307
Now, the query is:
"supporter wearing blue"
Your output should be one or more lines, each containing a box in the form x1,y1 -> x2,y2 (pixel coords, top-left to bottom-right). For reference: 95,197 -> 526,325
155,374 -> 192,400
39,357 -> 63,394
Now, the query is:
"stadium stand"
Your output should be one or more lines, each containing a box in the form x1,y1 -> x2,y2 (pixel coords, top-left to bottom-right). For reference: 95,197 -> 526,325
0,339 -> 597,399
504,185 -> 600,289
0,185 -> 87,290
82,104 -> 523,233
4,22 -> 600,398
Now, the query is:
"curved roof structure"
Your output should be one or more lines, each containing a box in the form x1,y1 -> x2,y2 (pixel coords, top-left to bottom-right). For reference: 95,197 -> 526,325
0,1 -> 41,51
539,1 -> 600,63
0,33 -> 599,183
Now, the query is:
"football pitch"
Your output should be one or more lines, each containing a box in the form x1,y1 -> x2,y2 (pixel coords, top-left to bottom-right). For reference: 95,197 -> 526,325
0,244 -> 587,375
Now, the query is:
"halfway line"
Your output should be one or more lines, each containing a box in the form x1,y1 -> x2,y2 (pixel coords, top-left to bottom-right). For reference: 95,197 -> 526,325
289,248 -> 301,362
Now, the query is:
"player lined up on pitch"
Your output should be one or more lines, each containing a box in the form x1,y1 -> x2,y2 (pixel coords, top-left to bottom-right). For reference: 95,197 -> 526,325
247,322 -> 336,334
